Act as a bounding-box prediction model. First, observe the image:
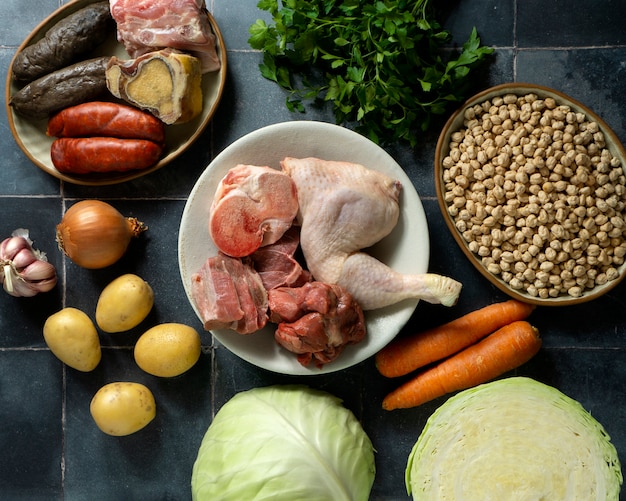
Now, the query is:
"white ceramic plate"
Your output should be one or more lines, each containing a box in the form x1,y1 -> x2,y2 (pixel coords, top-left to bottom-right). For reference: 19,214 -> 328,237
178,121 -> 430,375
5,0 -> 227,186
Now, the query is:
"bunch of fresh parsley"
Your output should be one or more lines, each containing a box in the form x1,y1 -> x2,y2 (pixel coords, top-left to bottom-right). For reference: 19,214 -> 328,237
248,0 -> 493,146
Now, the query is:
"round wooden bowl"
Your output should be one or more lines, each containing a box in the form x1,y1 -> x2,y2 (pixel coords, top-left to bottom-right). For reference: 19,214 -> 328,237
435,83 -> 626,306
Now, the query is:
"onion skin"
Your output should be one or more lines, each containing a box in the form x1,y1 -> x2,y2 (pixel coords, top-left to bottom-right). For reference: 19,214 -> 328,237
56,200 -> 147,269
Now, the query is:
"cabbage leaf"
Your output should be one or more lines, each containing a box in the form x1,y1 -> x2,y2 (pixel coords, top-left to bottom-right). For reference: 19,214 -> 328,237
406,377 -> 622,500
192,385 -> 375,500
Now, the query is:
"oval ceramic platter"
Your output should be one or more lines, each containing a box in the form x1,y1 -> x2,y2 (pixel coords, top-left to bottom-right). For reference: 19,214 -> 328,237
5,0 -> 227,186
178,121 -> 430,375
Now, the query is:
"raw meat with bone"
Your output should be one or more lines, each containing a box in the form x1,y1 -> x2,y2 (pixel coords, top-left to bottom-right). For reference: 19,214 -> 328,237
281,157 -> 462,310
110,0 -> 221,73
209,164 -> 299,257
269,282 -> 366,368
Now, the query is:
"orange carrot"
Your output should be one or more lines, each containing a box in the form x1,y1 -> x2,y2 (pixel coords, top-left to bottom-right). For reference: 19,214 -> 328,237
382,320 -> 541,410
375,299 -> 535,378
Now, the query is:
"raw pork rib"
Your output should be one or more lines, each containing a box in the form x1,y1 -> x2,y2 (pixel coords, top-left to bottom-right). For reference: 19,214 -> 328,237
110,0 -> 221,73
191,253 -> 268,334
250,226 -> 311,290
210,164 -> 299,258
281,157 -> 462,310
269,282 -> 365,368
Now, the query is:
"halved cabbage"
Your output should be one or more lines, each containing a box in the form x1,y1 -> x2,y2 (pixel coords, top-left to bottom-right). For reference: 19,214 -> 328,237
192,385 -> 375,500
406,377 -> 622,500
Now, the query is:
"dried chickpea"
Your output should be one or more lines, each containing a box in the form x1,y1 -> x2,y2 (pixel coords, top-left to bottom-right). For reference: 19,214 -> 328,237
442,90 -> 626,299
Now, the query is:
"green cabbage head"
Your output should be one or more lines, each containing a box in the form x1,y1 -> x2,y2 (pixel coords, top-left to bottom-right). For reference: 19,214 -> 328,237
192,385 -> 375,500
406,377 -> 622,500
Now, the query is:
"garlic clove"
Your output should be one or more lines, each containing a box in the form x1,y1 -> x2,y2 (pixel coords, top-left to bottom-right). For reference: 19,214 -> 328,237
0,236 -> 29,261
6,280 -> 40,298
4,282 -> 30,298
20,259 -> 56,281
12,246 -> 38,269
35,277 -> 58,294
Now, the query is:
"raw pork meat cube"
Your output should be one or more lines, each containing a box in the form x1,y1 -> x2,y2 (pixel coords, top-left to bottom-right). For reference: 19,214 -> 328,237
191,253 -> 268,334
269,282 -> 366,368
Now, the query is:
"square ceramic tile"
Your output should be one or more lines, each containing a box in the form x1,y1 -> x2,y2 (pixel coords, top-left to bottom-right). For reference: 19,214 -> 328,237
2,0 -> 626,498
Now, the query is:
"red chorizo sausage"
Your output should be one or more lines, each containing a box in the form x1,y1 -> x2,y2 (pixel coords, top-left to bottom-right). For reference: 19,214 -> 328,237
47,102 -> 165,144
51,137 -> 163,174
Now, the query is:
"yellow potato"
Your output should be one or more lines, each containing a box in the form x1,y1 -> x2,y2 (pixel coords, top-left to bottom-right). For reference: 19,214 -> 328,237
90,382 -> 156,436
95,274 -> 154,333
134,323 -> 202,377
43,307 -> 101,372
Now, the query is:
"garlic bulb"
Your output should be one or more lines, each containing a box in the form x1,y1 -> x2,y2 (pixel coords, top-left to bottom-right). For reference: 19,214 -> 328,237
0,229 -> 57,297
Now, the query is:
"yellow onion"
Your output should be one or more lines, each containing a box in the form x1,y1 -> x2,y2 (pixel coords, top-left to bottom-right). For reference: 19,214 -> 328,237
56,200 -> 147,269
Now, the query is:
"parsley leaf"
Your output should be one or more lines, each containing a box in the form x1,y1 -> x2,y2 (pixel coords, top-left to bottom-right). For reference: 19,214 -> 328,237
248,0 -> 493,147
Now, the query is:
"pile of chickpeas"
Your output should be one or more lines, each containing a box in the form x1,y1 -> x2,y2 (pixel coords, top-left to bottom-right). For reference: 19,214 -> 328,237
441,92 -> 626,299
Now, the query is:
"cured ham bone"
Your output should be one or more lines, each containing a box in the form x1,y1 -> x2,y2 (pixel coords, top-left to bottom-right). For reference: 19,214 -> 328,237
209,164 -> 299,258
281,157 -> 462,310
110,0 -> 221,73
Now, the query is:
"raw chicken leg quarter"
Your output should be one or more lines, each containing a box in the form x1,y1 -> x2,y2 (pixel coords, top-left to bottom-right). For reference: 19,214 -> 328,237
281,157 -> 462,310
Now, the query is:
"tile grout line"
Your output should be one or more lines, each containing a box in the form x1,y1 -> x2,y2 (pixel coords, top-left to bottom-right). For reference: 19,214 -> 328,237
60,365 -> 67,499
512,0 -> 518,81
59,195 -> 67,500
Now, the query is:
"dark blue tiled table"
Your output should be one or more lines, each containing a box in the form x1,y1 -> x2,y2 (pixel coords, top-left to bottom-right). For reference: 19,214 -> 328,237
2,0 -> 626,499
